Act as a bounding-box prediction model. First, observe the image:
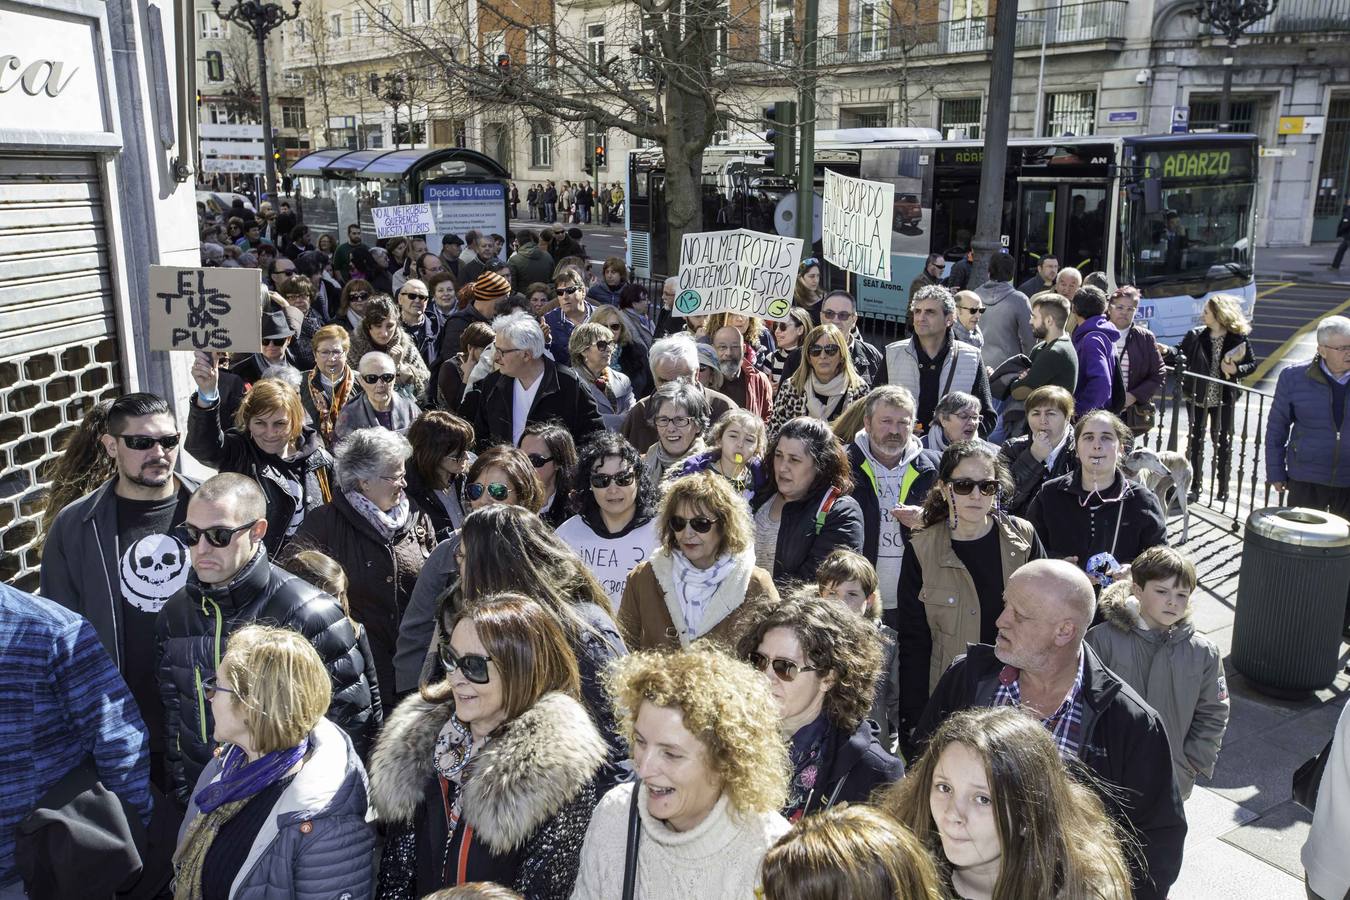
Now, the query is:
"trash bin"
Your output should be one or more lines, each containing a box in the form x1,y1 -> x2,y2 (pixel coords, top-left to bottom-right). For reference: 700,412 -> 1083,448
1233,507 -> 1350,695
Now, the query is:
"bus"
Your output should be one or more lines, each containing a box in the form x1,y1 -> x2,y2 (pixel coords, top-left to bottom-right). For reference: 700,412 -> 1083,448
626,130 -> 1259,345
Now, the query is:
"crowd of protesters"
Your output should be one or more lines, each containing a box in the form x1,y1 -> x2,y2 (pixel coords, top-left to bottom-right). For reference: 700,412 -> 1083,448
7,206 -> 1349,900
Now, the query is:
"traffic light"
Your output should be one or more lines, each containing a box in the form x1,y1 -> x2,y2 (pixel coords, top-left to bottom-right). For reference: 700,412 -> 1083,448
195,89 -> 202,109
764,100 -> 796,178
594,146 -> 606,169
497,53 -> 511,76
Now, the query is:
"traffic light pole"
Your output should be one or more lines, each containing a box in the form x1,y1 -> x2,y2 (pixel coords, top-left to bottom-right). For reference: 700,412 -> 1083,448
796,0 -> 819,252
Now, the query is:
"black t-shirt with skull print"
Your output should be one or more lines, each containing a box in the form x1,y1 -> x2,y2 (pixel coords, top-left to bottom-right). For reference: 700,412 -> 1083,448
117,491 -> 191,750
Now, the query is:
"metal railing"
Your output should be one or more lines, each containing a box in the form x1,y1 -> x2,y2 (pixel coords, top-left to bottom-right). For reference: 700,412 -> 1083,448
1241,0 -> 1350,34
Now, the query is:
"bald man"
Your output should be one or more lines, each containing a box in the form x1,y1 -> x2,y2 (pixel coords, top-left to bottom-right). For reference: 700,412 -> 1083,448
913,559 -> 1186,900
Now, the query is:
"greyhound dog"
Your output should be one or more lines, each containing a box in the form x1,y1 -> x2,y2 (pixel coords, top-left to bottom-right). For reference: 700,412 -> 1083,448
1123,446 -> 1193,542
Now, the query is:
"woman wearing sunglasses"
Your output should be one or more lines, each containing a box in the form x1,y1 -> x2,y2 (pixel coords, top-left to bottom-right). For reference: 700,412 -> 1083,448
335,278 -> 374,332
372,594 -> 608,900
543,267 -> 594,363
572,647 -> 790,900
464,445 -> 543,514
794,258 -> 824,319
348,295 -> 430,403
619,472 -> 777,652
570,322 -> 635,431
1026,409 -> 1168,582
557,432 -> 659,610
187,370 -> 336,556
642,380 -> 711,484
592,302 -> 652,400
750,417 -> 864,587
520,420 -> 578,528
734,592 -> 903,821
292,427 -> 436,714
767,324 -> 869,439
895,441 -> 1043,740
336,351 -> 423,441
404,411 -> 476,542
761,307 -> 813,386
175,625 -> 375,899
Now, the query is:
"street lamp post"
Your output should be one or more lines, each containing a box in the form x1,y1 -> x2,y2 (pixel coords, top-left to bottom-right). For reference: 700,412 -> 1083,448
213,0 -> 301,199
1194,0 -> 1280,130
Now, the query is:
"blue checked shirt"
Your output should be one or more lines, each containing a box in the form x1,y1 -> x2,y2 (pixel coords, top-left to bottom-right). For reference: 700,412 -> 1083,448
993,651 -> 1087,763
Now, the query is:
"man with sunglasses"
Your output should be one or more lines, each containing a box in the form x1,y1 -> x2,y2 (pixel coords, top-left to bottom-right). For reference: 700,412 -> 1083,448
156,473 -> 378,805
396,278 -> 440,367
41,393 -> 197,791
229,304 -> 295,386
780,291 -> 887,389
543,269 -> 594,363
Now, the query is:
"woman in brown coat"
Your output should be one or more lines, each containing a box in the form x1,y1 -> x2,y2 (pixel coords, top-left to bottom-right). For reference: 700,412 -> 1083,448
619,472 -> 778,651
292,426 -> 436,713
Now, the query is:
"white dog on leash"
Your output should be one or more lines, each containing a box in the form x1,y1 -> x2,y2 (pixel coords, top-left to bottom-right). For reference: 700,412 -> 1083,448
1123,446 -> 1193,542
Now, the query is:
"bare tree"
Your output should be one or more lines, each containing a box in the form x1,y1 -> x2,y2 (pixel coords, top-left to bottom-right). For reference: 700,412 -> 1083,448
366,0 -> 801,267
298,3 -> 337,146
220,26 -> 262,123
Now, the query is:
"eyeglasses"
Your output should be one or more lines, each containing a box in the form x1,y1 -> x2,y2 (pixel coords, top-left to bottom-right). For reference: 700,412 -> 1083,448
593,340 -> 613,353
772,322 -> 797,332
117,433 -> 181,451
466,481 -> 511,502
654,416 -> 692,429
201,675 -> 236,700
670,515 -> 718,534
262,337 -> 289,347
948,478 -> 1000,497
496,346 -> 526,358
438,643 -> 494,684
556,286 -> 579,296
746,651 -> 822,682
316,348 -> 346,358
401,292 -> 429,301
379,472 -> 407,486
820,309 -> 853,322
362,372 -> 397,384
808,344 -> 841,358
958,306 -> 986,316
590,469 -> 637,489
527,453 -> 554,468
348,291 -> 371,301
1320,343 -> 1350,355
175,520 -> 258,548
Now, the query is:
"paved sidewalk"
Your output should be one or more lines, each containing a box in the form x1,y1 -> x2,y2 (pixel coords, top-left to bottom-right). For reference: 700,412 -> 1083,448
1162,504 -> 1348,899
1259,242 -> 1350,287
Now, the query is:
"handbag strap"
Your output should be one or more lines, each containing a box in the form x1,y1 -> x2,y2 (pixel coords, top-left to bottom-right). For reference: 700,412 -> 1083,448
621,782 -> 642,900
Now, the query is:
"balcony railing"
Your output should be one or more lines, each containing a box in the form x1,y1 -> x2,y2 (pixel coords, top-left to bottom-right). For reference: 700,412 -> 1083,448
1235,0 -> 1350,34
806,0 -> 1126,67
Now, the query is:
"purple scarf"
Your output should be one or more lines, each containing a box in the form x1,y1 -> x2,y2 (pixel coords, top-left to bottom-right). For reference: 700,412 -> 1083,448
194,738 -> 310,815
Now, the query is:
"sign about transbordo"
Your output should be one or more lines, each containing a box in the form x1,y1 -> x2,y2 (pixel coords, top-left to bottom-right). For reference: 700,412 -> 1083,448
674,229 -> 803,321
371,203 -> 436,238
148,266 -> 263,352
822,169 -> 894,281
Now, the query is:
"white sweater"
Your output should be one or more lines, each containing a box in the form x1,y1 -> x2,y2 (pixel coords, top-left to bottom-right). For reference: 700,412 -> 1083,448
571,782 -> 790,900
1302,699 -> 1350,899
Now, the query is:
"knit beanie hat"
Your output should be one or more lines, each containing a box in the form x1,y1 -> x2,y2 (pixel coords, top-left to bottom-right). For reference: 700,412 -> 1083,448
474,271 -> 510,303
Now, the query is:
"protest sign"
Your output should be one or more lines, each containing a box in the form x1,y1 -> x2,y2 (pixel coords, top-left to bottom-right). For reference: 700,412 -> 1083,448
148,266 -> 263,352
371,203 -> 436,238
426,182 -> 509,262
673,229 -> 802,321
822,169 -> 894,280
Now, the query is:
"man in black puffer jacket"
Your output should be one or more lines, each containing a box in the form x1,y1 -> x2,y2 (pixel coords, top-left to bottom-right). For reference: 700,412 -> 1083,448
155,473 -> 380,805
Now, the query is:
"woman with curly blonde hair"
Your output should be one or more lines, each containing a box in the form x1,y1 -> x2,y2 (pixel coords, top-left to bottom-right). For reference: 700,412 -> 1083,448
571,647 -> 791,900
734,592 -> 903,821
883,707 -> 1134,900
760,805 -> 945,900
767,323 -> 869,437
1178,292 -> 1257,503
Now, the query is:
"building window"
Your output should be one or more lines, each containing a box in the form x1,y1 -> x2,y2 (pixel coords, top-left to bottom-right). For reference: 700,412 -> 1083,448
945,0 -> 988,53
204,50 -> 224,82
1189,97 -> 1258,134
530,118 -> 552,167
586,24 -> 605,67
585,120 -> 608,168
857,0 -> 889,54
351,9 -> 366,33
768,0 -> 794,62
362,124 -> 385,148
840,106 -> 889,128
343,74 -> 358,99
394,120 -> 427,144
282,103 -> 307,129
939,96 -> 982,139
282,71 -> 303,90
198,11 -> 222,39
1044,89 -> 1096,136
329,13 -> 342,37
206,103 -> 238,124
294,19 -> 306,42
406,0 -> 429,24
484,31 -> 505,64
526,27 -> 550,80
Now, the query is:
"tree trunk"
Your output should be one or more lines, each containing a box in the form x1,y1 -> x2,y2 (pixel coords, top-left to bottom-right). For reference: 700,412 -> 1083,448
661,83 -> 710,277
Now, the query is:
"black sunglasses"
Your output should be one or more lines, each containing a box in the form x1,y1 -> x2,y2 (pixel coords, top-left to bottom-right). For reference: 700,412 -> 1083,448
349,291 -> 371,301
593,340 -> 613,353
670,515 -> 718,534
175,520 -> 258,548
590,469 -> 637,489
808,344 -> 841,358
262,337 -> 289,347
438,643 -> 494,684
527,453 -> 553,468
117,433 -> 181,451
362,372 -> 397,384
401,292 -> 429,301
746,651 -> 822,682
948,478 -> 1000,497
201,674 -> 236,700
958,306 -> 986,316
556,286 -> 579,296
466,481 -> 510,501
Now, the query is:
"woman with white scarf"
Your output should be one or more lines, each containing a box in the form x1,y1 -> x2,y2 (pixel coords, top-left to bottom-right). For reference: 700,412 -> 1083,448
292,427 -> 437,714
618,472 -> 779,651
767,323 -> 869,440
642,380 -> 710,485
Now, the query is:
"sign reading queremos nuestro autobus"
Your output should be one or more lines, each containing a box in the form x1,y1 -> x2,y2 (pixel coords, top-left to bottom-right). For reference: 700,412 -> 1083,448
0,0 -> 119,148
674,229 -> 803,321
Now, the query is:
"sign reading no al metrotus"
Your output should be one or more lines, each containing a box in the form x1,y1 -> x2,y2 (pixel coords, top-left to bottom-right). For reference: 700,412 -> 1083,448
674,229 -> 803,321
371,203 -> 436,238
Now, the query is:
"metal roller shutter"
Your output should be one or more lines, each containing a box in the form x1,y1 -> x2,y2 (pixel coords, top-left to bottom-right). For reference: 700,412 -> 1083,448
0,153 -> 124,590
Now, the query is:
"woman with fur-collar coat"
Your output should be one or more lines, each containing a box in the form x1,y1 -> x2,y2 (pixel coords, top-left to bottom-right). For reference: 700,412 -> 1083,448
369,598 -> 609,900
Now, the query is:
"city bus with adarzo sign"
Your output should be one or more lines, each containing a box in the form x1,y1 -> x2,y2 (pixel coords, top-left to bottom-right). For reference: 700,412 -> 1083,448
626,131 -> 1257,346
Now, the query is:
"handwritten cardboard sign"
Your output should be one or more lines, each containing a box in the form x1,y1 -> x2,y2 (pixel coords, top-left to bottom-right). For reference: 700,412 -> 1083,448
371,203 -> 436,239
822,169 -> 894,280
673,229 -> 803,321
148,266 -> 263,352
